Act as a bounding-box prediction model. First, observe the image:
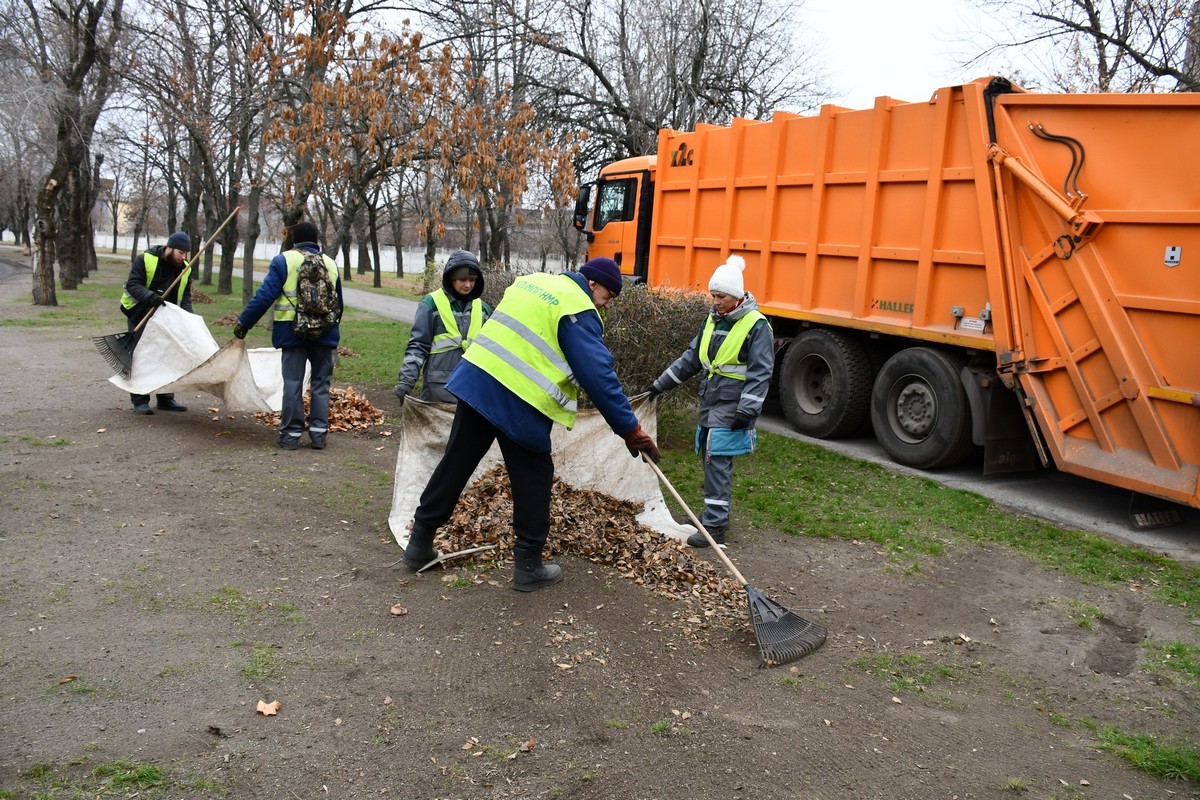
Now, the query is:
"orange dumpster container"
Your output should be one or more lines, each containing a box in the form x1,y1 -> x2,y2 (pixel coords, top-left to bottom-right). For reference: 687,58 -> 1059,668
576,77 -> 1200,509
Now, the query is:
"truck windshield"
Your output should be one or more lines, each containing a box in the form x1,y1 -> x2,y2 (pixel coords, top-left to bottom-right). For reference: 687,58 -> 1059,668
595,178 -> 636,230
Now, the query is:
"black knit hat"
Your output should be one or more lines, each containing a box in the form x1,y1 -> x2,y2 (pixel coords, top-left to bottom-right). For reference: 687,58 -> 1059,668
165,231 -> 191,252
291,221 -> 320,246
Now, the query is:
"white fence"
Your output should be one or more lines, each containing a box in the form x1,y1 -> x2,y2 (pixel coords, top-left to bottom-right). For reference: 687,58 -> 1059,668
96,233 -> 570,276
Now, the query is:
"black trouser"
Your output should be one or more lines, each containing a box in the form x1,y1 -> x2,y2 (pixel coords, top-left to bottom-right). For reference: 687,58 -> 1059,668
413,401 -> 554,562
124,311 -> 176,407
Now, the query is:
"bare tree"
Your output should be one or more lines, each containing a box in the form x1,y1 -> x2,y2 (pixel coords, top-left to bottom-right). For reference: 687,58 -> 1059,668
982,0 -> 1200,92
503,0 -> 827,169
14,0 -> 126,305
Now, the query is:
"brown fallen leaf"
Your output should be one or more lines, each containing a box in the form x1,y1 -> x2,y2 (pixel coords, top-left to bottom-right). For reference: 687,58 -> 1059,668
519,738 -> 535,752
58,676 -> 77,684
256,699 -> 281,716
390,604 -> 408,616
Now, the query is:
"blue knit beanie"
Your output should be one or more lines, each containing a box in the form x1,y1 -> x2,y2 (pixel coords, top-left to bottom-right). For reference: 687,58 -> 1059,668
580,257 -> 623,296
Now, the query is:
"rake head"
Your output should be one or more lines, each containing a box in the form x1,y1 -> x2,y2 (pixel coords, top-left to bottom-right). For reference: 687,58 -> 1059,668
746,586 -> 827,668
92,331 -> 136,379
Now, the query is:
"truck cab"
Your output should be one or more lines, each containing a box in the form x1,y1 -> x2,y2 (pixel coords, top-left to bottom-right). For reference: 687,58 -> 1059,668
572,155 -> 656,283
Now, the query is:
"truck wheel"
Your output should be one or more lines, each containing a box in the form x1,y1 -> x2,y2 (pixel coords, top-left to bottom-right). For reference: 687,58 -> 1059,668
779,329 -> 872,438
871,347 -> 975,469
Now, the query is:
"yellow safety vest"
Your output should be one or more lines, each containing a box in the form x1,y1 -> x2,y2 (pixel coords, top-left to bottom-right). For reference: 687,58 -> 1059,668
464,273 -> 596,428
698,311 -> 768,381
120,252 -> 191,310
273,249 -> 340,322
429,289 -> 484,354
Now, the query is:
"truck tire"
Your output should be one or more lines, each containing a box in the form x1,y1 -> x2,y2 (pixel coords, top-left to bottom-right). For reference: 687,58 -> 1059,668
779,329 -> 872,438
871,347 -> 975,469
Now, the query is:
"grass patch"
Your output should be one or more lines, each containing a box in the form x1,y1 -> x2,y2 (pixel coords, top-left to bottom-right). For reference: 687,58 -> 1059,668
1142,640 -> 1200,687
1086,722 -> 1200,781
240,645 -> 282,680
13,759 -> 168,797
653,410 -> 1200,617
1064,599 -> 1104,631
206,585 -> 246,614
19,435 -> 72,447
852,652 -> 964,694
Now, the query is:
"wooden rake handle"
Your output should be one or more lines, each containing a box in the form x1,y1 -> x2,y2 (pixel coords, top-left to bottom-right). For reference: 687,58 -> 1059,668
132,207 -> 241,333
642,454 -> 748,587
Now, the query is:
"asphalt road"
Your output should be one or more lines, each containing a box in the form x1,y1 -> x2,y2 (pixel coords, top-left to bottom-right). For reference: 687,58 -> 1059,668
5,248 -> 1197,564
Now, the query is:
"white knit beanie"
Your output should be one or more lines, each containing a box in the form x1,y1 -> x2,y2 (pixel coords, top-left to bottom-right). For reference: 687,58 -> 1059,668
708,254 -> 746,296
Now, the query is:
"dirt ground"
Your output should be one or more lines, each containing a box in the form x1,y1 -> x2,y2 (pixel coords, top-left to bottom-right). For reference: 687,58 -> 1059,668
1,257 -> 1197,800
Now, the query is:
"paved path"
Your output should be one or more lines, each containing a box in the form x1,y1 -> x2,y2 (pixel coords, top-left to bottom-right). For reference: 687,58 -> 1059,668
341,283 -> 418,324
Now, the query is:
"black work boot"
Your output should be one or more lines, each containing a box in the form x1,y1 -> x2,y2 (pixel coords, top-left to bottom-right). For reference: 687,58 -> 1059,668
403,526 -> 438,570
686,527 -> 726,548
512,559 -> 563,592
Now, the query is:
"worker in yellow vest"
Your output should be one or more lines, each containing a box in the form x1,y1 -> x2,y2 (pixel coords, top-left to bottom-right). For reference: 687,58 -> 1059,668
394,250 -> 492,404
119,230 -> 193,415
646,254 -> 774,548
402,257 -> 660,591
233,221 -> 344,451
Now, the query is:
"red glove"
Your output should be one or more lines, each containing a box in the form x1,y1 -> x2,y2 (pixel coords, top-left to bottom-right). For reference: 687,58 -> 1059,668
622,423 -> 661,463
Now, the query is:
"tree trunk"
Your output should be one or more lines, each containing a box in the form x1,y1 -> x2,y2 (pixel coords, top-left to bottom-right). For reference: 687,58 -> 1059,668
32,177 -> 59,306
242,185 -> 263,307
367,201 -> 382,288
391,200 -> 405,276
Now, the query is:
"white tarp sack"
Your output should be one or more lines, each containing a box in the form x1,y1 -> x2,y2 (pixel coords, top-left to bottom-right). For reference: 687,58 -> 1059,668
388,396 -> 695,547
108,304 -> 218,395
154,340 -> 289,412
107,304 -> 289,412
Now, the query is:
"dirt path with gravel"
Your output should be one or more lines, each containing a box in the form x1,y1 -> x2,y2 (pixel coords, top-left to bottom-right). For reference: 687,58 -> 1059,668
1,253 -> 1197,800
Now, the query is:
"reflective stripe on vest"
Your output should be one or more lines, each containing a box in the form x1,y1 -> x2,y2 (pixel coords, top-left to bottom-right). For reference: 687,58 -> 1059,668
698,310 -> 767,381
120,252 -> 192,310
429,289 -> 484,354
273,249 -> 340,322
463,273 -> 595,428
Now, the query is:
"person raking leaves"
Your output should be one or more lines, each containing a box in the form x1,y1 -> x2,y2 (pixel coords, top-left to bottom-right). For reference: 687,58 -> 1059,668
119,230 -> 194,415
401,256 -> 661,590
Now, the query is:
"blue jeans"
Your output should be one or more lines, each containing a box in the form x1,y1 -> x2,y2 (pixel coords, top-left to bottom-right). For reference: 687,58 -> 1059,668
280,344 -> 335,441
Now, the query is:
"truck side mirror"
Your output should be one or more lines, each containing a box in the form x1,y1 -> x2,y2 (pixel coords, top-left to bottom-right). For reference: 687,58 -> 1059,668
572,187 -> 595,242
572,184 -> 593,232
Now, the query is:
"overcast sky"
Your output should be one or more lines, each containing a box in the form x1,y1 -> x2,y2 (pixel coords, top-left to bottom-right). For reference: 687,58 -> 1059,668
802,0 -> 1016,109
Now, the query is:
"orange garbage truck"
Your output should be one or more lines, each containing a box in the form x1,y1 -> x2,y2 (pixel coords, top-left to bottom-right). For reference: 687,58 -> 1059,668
573,77 -> 1200,510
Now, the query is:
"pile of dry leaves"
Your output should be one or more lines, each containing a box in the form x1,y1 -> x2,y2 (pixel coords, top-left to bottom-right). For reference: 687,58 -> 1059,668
431,465 -> 749,640
254,386 -> 383,431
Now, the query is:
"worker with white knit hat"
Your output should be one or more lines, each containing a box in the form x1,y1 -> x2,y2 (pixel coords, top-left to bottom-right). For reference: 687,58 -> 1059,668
645,253 -> 774,547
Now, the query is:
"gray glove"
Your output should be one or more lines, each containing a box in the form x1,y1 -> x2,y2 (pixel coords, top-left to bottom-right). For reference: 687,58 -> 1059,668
394,385 -> 408,403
